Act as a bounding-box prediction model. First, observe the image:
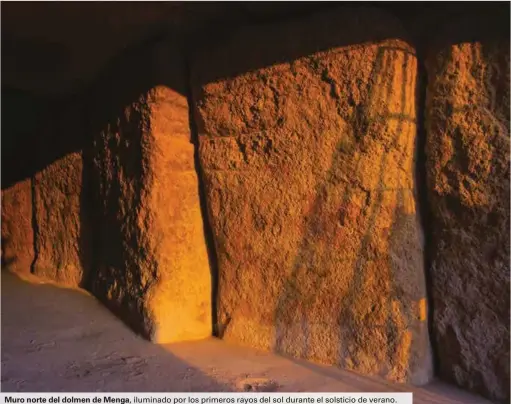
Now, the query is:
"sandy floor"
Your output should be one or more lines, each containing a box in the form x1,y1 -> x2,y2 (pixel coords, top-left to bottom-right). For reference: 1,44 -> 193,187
1,271 -> 492,403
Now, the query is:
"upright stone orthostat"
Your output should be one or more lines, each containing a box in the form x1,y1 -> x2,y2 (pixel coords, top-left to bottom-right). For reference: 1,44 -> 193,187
90,41 -> 212,343
192,7 -> 432,384
32,152 -> 88,287
1,179 -> 34,274
425,16 -> 510,403
26,100 -> 92,288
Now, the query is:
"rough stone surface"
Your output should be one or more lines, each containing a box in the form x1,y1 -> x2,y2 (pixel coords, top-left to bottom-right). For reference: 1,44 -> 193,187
192,7 -> 432,384
425,21 -> 510,403
1,270 -> 495,404
32,152 -> 88,287
90,43 -> 212,343
1,180 -> 34,274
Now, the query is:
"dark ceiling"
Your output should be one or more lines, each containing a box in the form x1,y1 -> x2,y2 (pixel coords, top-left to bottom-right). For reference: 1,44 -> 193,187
1,2 -> 509,96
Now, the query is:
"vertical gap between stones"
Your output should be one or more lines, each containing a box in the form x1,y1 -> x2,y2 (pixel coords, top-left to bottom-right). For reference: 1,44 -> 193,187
415,57 -> 440,377
30,176 -> 39,274
183,55 -> 221,338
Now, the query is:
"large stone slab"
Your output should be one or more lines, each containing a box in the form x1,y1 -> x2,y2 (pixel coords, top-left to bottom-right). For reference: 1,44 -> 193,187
23,98 -> 93,288
32,152 -> 88,286
192,7 -> 432,384
425,16 -> 510,403
90,41 -> 212,343
1,179 -> 34,274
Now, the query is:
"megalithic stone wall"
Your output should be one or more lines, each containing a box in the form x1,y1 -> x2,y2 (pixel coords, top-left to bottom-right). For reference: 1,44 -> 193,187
191,7 -> 433,384
31,100 -> 91,287
425,14 -> 510,403
89,40 -> 212,343
32,152 -> 88,286
1,179 -> 34,275
1,95 -> 90,287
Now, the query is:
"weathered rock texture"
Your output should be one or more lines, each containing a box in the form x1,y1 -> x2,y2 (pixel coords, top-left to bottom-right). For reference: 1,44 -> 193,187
32,152 -> 87,286
20,98 -> 93,288
192,8 -> 432,384
425,17 -> 510,403
1,179 -> 34,274
90,42 -> 212,343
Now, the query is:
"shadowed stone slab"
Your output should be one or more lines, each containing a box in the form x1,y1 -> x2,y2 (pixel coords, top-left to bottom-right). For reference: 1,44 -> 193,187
1,179 -> 34,274
425,14 -> 510,404
32,152 -> 88,287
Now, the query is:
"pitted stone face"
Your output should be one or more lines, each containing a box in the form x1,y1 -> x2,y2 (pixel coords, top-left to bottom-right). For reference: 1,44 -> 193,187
89,44 -> 212,343
1,4 -> 508,403
426,33 -> 510,403
32,152 -> 86,287
191,7 -> 433,385
1,180 -> 34,275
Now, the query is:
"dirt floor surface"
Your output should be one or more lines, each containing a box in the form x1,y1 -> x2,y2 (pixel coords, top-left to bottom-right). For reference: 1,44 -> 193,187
1,271 -> 492,403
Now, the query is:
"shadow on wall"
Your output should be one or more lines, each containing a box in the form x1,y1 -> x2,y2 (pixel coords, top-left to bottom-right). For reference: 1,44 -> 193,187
189,6 -> 432,385
0,3 -> 509,400
2,23 -> 222,349
187,4 -> 509,86
2,29 -> 204,336
81,31 -> 210,340
1,271 -> 231,392
2,88 -> 93,288
272,45 -> 427,382
188,4 -> 509,402
1,237 -> 16,270
423,23 -> 510,404
1,3 -> 508,273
